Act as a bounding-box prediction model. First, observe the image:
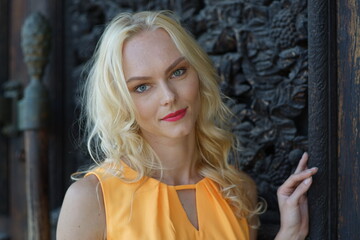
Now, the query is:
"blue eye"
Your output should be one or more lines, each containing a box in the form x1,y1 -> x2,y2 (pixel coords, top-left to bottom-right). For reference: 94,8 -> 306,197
171,68 -> 186,78
135,84 -> 150,93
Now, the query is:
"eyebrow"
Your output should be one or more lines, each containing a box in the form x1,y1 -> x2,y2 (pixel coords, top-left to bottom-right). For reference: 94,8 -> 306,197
126,56 -> 186,83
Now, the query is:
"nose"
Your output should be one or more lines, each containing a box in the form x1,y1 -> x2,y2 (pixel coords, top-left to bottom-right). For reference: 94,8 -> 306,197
159,82 -> 176,106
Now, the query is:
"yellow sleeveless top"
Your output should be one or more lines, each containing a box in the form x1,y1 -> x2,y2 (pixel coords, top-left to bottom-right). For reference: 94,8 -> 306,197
87,164 -> 249,240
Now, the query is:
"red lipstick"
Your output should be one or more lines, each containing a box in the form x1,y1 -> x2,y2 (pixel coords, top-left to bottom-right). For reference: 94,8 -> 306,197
161,108 -> 187,122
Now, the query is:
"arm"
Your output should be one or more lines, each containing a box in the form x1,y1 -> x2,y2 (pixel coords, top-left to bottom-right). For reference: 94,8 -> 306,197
56,175 -> 106,240
275,152 -> 318,240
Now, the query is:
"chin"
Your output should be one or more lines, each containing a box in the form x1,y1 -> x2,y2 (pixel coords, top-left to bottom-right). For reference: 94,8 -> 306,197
166,125 -> 195,139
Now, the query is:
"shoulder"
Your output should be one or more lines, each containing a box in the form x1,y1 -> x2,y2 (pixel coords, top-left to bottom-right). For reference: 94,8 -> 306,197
56,175 -> 106,240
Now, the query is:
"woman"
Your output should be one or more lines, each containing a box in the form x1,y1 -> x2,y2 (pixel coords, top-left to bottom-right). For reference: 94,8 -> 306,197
57,11 -> 318,240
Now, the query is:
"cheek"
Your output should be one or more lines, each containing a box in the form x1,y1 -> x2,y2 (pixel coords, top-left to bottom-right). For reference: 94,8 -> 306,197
186,77 -> 201,104
133,97 -> 156,123
179,77 -> 201,120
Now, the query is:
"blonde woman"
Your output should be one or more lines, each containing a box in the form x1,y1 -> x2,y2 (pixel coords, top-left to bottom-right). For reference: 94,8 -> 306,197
57,11 -> 318,240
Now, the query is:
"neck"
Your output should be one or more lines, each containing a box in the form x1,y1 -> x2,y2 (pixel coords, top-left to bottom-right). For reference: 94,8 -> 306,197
141,130 -> 202,186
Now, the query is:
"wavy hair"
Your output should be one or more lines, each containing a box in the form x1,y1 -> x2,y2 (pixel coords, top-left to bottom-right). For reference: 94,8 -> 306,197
82,10 -> 263,222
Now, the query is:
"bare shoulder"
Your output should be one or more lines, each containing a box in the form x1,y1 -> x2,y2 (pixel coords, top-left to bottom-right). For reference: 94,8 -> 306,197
56,174 -> 106,240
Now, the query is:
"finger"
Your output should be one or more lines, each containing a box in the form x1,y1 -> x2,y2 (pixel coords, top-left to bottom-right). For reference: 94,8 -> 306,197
281,167 -> 317,191
278,167 -> 318,196
294,152 -> 309,174
288,177 -> 313,206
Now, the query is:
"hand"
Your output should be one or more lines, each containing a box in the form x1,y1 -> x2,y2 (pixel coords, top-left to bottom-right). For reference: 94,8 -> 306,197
275,152 -> 318,240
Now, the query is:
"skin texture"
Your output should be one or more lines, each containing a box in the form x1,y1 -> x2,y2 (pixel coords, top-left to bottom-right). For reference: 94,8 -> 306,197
56,175 -> 106,240
275,152 -> 318,240
56,28 -> 317,240
123,29 -> 201,142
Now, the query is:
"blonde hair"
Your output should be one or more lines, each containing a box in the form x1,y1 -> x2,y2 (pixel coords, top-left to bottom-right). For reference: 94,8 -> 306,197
82,10 -> 262,221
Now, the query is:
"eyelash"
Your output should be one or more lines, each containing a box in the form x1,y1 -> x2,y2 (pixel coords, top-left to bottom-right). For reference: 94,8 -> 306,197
170,68 -> 187,78
133,67 -> 188,93
134,84 -> 150,93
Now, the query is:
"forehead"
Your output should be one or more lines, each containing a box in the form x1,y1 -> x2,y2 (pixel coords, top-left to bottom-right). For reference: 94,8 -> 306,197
122,29 -> 183,78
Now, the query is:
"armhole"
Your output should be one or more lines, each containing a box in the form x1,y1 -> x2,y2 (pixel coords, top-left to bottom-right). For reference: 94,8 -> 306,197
85,172 -> 109,239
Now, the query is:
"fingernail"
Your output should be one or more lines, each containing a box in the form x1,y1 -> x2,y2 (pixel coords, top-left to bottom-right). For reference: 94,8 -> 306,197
304,177 -> 312,185
312,167 -> 318,172
306,167 -> 318,173
302,152 -> 308,158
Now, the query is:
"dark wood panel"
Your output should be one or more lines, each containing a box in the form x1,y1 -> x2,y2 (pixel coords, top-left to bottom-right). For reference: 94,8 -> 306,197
9,0 -> 29,237
328,0 -> 339,238
25,130 -> 50,240
307,0 -> 338,238
337,0 -> 360,238
9,140 -> 27,240
0,0 -> 10,216
0,0 -> 9,80
42,0 -> 66,211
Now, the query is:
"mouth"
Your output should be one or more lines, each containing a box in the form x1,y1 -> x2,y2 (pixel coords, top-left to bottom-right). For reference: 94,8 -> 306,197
161,108 -> 188,122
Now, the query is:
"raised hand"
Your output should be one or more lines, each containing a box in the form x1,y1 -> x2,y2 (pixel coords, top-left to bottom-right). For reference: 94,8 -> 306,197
275,152 -> 318,240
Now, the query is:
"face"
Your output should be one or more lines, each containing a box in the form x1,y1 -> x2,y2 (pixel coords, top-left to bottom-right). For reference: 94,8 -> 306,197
122,29 -> 201,141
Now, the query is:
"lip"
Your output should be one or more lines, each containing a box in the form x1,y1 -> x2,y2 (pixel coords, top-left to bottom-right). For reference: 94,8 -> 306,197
161,108 -> 187,122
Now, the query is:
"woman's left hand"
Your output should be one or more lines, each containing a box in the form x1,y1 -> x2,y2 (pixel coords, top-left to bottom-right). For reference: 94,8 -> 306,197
275,152 -> 318,240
